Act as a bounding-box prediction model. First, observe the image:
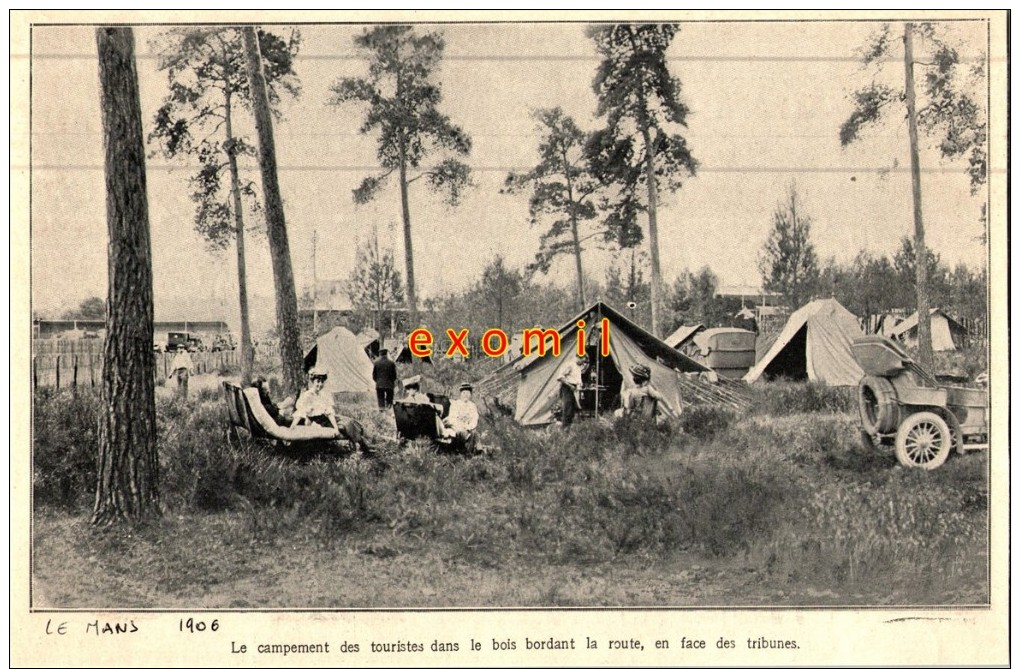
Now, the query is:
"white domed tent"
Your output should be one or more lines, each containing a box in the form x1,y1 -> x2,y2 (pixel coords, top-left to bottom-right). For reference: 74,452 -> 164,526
744,298 -> 865,386
303,326 -> 374,395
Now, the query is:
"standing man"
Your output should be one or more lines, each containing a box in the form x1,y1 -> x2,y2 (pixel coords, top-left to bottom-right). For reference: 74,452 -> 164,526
372,348 -> 397,410
169,346 -> 194,400
556,353 -> 588,429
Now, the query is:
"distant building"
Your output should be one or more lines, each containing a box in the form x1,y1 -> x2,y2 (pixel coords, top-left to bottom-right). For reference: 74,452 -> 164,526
33,319 -> 229,343
300,280 -> 410,341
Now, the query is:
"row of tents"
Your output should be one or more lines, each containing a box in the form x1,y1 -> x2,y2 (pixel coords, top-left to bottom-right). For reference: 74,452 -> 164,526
303,298 -> 970,427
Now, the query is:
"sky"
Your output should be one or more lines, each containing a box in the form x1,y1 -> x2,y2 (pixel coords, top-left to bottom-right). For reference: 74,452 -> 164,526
27,18 -> 992,333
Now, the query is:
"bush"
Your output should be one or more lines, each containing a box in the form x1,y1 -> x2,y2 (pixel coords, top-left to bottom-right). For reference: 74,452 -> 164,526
679,404 -> 738,441
747,382 -> 856,416
755,473 -> 987,599
33,388 -> 101,509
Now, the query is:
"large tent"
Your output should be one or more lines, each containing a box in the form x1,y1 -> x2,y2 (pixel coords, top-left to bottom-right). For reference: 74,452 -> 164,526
509,302 -> 710,426
890,308 -> 968,351
303,326 -> 374,394
743,298 -> 865,386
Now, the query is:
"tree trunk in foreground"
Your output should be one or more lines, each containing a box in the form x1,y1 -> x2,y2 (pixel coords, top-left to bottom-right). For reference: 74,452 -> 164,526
92,26 -> 160,525
242,27 -> 305,395
903,23 -> 934,373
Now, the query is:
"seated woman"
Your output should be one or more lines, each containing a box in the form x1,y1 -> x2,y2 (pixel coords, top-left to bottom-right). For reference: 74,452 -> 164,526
293,367 -> 340,431
293,368 -> 373,452
442,383 -> 480,450
400,375 -> 446,437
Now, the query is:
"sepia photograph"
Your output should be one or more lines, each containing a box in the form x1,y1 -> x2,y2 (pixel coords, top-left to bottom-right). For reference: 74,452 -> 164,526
12,9 -> 1009,667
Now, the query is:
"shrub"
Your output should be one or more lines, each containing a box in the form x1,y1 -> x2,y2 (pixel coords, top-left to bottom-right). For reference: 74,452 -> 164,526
679,404 -> 738,441
747,382 -> 856,416
754,473 -> 987,600
33,388 -> 101,509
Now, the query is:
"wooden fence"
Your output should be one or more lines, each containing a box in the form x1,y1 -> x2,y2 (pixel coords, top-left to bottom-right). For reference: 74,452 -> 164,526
31,348 -> 241,390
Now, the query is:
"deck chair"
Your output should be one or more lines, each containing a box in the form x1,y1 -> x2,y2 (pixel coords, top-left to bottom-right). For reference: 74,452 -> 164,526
222,382 -> 341,450
393,400 -> 450,444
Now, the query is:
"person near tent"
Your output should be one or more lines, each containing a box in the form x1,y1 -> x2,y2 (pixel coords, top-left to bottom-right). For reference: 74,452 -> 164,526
617,364 -> 678,424
556,353 -> 589,429
443,383 -> 479,449
372,348 -> 398,410
169,347 -> 194,400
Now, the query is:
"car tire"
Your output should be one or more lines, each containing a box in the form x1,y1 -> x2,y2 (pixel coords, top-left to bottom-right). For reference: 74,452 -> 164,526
894,411 -> 952,469
858,375 -> 899,435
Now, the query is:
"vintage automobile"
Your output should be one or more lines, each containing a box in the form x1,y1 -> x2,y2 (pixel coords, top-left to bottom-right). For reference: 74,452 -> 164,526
851,335 -> 988,470
166,331 -> 205,352
210,333 -> 237,352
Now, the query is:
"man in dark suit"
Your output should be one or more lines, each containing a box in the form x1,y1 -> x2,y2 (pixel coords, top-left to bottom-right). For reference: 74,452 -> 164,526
372,348 -> 398,410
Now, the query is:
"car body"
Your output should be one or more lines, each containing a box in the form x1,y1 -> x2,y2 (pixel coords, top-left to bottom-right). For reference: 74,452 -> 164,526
852,335 -> 988,470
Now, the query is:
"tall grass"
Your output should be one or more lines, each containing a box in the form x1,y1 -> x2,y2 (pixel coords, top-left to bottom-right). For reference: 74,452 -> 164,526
32,379 -> 988,603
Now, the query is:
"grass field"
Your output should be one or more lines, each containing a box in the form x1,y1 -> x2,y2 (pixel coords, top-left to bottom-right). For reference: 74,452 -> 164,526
31,376 -> 989,608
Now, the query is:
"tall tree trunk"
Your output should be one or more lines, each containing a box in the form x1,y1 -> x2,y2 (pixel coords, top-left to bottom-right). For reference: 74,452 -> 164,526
242,27 -> 304,395
397,137 -> 418,325
903,23 -> 934,373
564,173 -> 586,311
92,27 -> 159,525
641,126 -> 662,337
223,91 -> 254,386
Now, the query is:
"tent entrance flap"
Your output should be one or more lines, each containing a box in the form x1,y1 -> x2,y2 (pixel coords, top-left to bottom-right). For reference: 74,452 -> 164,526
583,350 -> 624,416
762,325 -> 808,381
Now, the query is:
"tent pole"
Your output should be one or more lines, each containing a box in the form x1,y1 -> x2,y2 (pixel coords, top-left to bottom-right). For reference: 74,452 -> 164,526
595,304 -> 601,419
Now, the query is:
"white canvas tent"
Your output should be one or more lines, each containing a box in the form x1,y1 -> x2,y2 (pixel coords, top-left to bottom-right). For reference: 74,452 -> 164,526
744,298 -> 865,386
510,302 -> 709,426
303,326 -> 374,394
890,308 -> 967,351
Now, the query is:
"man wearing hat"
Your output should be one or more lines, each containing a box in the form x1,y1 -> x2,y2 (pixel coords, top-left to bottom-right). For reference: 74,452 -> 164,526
443,382 -> 479,448
555,352 -> 589,429
372,348 -> 398,410
169,346 -> 194,400
619,363 -> 678,423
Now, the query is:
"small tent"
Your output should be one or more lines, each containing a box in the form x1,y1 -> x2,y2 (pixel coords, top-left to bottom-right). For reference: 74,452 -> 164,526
510,302 -> 709,426
890,308 -> 968,351
355,327 -> 380,353
744,298 -> 865,386
303,326 -> 374,394
362,332 -> 433,365
664,323 -> 704,349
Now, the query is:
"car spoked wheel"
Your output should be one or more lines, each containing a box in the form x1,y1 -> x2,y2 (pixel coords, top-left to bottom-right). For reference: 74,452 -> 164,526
894,411 -> 951,470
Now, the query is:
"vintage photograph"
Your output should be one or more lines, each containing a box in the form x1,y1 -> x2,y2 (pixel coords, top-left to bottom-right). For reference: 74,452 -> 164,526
17,10 -> 1007,663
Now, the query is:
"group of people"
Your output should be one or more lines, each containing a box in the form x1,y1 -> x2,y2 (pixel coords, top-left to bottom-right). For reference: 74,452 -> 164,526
556,352 -> 677,429
252,367 -> 370,451
373,347 -> 480,449
400,375 -> 479,449
249,351 -> 480,452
